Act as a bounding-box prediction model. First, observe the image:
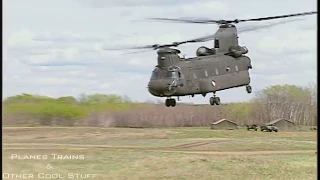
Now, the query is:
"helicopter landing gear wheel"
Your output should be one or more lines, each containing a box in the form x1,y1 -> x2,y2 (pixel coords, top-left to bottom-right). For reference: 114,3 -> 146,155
165,98 -> 176,107
210,97 -> 215,105
210,94 -> 220,106
246,85 -> 252,94
165,99 -> 170,107
170,99 -> 176,107
214,97 -> 220,105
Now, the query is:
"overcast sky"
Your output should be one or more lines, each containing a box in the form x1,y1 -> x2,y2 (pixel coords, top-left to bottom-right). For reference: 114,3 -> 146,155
3,0 -> 317,104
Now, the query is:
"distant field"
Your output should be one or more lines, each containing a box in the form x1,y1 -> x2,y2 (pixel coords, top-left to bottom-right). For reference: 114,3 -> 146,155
3,127 -> 317,180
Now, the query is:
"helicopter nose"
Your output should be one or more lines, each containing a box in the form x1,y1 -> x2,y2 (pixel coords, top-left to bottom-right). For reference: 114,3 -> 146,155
147,80 -> 171,95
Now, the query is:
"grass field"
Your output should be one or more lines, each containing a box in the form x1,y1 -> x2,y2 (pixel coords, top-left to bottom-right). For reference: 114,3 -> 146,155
3,127 -> 317,180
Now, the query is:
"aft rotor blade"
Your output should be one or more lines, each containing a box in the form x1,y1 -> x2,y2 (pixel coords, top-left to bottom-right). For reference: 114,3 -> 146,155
237,18 -> 304,33
105,17 -> 308,52
174,19 -> 306,44
237,11 -> 317,23
146,11 -> 317,24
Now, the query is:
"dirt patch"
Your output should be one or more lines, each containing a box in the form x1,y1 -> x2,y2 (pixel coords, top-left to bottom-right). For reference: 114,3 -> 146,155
3,143 -> 316,156
3,140 -> 228,151
168,140 -> 229,149
164,150 -> 316,156
3,128 -> 39,133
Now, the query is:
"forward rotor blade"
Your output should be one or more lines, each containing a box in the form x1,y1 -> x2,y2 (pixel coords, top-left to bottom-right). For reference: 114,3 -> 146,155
122,49 -> 154,54
103,44 -> 159,50
104,36 -> 212,52
179,34 -> 216,44
146,17 -> 220,24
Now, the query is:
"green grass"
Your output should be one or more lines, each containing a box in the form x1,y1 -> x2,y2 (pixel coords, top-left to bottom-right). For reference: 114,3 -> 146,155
3,127 -> 317,180
3,127 -> 316,148
3,149 -> 316,180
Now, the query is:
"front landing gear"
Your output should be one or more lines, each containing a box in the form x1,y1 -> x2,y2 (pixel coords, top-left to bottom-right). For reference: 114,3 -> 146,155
246,85 -> 252,94
165,98 -> 176,107
209,93 -> 220,105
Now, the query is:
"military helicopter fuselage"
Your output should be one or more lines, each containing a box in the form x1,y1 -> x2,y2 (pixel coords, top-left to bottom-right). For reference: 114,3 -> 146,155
147,24 -> 253,107
148,49 -> 252,97
147,47 -> 252,103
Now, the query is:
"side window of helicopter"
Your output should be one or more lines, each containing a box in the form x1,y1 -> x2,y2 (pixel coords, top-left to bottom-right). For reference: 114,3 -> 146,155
173,71 -> 179,78
166,71 -> 180,79
204,69 -> 208,77
166,71 -> 173,78
215,68 -> 219,75
193,72 -> 197,79
214,39 -> 220,48
235,65 -> 239,72
150,71 -> 158,80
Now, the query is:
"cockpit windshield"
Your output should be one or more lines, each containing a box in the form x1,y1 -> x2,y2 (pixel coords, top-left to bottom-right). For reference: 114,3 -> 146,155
166,71 -> 178,78
150,67 -> 180,80
150,71 -> 158,80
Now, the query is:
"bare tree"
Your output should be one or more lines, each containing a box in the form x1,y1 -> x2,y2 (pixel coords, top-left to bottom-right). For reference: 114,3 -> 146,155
250,84 -> 317,125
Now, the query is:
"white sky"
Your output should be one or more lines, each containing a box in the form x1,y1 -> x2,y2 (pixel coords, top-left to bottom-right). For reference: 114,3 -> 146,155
3,0 -> 317,104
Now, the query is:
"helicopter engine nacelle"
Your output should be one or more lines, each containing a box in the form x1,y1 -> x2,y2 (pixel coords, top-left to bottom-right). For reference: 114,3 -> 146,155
229,46 -> 249,58
196,46 -> 216,56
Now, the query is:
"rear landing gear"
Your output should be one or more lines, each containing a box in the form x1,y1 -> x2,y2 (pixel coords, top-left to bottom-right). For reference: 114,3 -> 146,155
209,93 -> 220,105
165,98 -> 176,107
246,85 -> 252,94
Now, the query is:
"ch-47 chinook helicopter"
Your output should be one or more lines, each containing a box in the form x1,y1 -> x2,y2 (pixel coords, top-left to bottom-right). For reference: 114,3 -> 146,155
106,11 -> 316,107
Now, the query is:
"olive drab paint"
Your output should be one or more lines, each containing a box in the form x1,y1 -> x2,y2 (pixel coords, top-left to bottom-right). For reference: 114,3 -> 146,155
145,11 -> 316,107
148,24 -> 254,107
106,11 -> 317,107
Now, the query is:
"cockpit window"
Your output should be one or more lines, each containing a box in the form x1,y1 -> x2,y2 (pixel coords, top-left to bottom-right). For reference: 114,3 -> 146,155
150,67 -> 160,80
150,67 -> 180,80
166,71 -> 178,78
214,39 -> 220,48
150,71 -> 158,80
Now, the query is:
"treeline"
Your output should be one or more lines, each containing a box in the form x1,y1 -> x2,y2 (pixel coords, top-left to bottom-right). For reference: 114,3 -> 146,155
250,84 -> 317,126
2,84 -> 317,127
